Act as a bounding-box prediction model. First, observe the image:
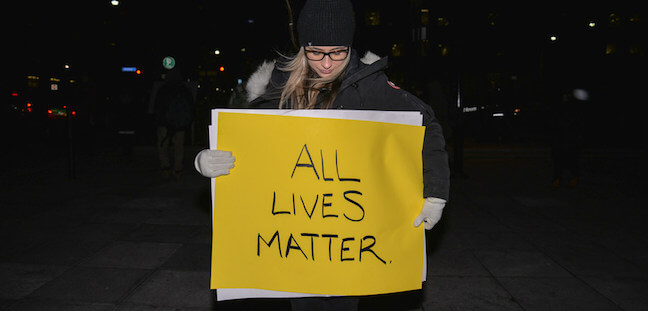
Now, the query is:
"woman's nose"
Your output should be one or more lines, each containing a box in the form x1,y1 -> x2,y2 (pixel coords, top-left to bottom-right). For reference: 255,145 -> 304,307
321,56 -> 332,69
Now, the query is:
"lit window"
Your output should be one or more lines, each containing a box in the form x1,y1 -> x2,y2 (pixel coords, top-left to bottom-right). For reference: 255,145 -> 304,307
365,11 -> 380,26
420,9 -> 429,26
488,13 -> 498,26
605,43 -> 617,55
391,43 -> 402,57
437,43 -> 449,56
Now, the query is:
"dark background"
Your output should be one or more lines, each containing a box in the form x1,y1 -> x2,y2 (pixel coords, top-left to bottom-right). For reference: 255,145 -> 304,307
1,3 -> 647,309
4,1 -> 646,152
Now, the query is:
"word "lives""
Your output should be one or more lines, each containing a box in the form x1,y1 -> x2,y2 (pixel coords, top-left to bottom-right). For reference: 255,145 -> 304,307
257,144 -> 387,264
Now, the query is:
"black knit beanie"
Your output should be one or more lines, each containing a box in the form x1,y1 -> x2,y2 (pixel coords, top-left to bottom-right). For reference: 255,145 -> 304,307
297,0 -> 355,47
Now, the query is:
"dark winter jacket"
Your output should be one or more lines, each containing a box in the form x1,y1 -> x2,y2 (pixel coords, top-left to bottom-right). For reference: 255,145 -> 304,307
245,50 -> 450,200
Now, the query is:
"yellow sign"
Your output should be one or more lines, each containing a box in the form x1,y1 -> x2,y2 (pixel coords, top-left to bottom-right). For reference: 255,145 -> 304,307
211,112 -> 425,296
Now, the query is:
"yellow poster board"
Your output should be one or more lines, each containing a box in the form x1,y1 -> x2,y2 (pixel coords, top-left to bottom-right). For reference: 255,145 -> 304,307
211,112 -> 425,296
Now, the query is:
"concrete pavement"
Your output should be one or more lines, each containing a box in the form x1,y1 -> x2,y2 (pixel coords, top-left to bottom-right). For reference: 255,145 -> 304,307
1,141 -> 647,310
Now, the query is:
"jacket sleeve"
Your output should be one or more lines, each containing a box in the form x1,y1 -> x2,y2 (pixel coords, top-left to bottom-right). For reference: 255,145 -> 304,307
373,79 -> 450,201
414,95 -> 450,200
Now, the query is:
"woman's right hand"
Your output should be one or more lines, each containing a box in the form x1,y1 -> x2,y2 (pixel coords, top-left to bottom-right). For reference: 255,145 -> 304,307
194,149 -> 235,178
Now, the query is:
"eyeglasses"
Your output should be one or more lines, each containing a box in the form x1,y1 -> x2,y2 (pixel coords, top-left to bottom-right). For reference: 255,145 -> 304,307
304,48 -> 350,61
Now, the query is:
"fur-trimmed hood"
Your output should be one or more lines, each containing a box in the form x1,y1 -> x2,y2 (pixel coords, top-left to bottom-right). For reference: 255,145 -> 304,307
245,51 -> 382,102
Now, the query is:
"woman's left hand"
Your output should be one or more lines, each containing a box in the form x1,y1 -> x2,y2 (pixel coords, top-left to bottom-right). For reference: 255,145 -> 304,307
413,197 -> 446,230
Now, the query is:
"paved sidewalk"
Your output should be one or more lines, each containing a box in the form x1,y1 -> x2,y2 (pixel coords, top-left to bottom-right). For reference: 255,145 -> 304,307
1,142 -> 647,310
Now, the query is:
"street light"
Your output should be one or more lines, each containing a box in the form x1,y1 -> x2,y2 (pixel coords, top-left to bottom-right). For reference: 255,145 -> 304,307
111,0 -> 119,6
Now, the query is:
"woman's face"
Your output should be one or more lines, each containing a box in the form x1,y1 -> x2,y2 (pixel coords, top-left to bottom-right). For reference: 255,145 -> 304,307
304,46 -> 350,79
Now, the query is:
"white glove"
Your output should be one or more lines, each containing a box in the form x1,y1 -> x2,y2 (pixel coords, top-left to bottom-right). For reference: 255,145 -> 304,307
413,197 -> 446,230
194,149 -> 235,178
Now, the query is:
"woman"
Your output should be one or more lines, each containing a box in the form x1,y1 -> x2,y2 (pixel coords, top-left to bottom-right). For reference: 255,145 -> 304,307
194,0 -> 449,309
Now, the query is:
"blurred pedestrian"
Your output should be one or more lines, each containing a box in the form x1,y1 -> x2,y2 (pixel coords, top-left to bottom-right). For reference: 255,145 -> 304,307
551,88 -> 588,188
227,83 -> 249,109
194,0 -> 450,310
153,69 -> 195,180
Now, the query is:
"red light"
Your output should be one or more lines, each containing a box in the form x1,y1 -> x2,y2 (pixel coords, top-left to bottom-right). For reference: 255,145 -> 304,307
48,110 -> 52,114
27,108 -> 32,113
72,111 -> 76,116
63,105 -> 67,109
26,102 -> 32,107
219,66 -> 225,72
12,92 -> 18,97
136,69 -> 142,75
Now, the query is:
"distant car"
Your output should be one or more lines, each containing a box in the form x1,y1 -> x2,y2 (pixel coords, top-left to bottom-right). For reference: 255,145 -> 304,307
8,91 -> 35,117
47,105 -> 76,120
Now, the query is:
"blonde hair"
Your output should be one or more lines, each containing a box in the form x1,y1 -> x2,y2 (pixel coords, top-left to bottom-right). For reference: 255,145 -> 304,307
278,47 -> 351,109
